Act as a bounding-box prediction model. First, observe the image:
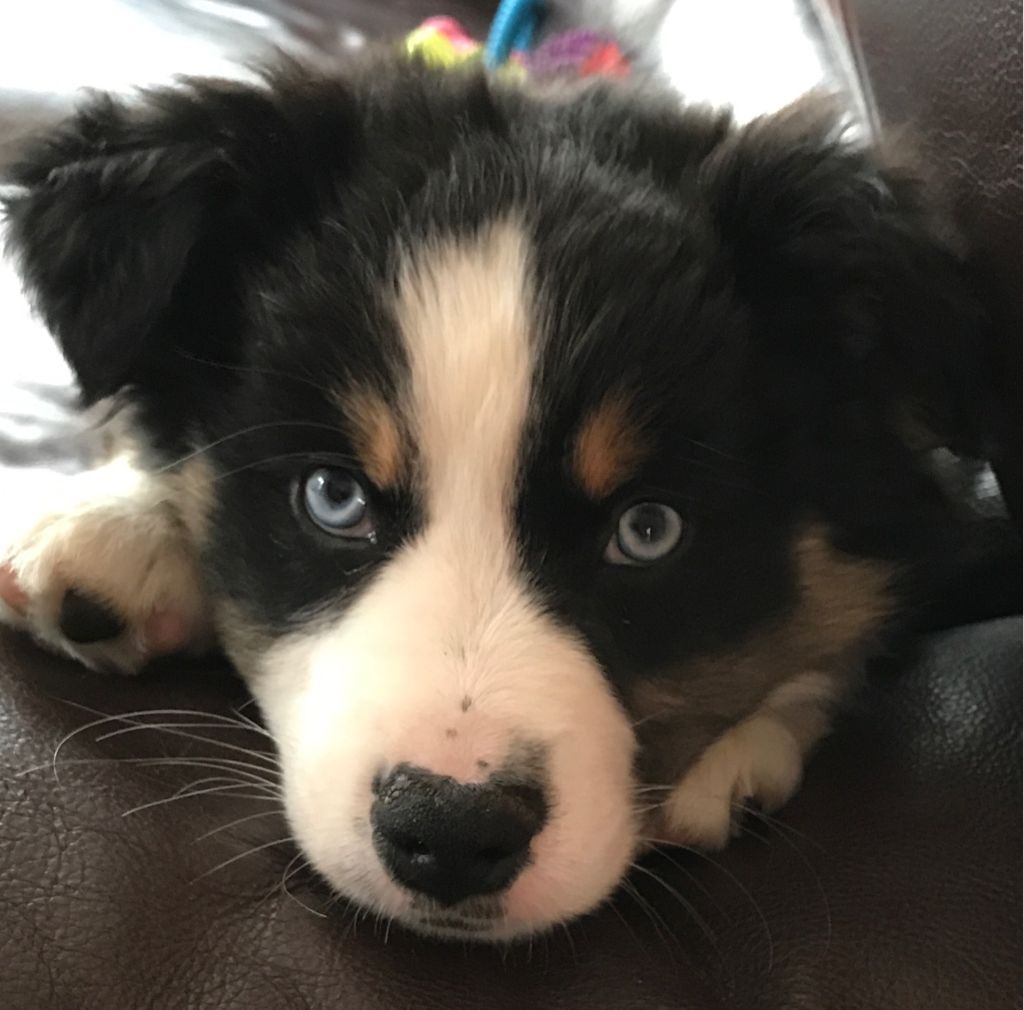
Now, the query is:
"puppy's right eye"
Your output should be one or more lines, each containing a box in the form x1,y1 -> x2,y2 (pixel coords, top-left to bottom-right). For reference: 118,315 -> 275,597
302,468 -> 376,541
605,501 -> 686,565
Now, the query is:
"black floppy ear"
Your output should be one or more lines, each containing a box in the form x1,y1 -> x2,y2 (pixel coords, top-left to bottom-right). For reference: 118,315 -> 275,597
2,72 -> 358,413
701,100 -> 1000,461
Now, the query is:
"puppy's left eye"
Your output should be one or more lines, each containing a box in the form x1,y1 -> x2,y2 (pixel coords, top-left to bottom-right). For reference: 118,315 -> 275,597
302,468 -> 376,541
605,502 -> 685,565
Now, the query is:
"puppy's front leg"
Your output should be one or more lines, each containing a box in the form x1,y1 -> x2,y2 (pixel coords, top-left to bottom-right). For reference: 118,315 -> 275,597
0,422 -> 210,674
656,671 -> 844,849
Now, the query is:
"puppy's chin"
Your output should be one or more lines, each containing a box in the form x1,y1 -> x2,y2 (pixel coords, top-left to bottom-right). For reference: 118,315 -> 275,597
299,845 -> 633,943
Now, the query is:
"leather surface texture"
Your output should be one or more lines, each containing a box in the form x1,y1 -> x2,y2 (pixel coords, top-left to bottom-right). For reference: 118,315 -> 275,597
1,618 -> 1020,1010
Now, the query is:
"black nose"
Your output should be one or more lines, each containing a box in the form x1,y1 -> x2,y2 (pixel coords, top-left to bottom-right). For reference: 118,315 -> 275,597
371,764 -> 548,906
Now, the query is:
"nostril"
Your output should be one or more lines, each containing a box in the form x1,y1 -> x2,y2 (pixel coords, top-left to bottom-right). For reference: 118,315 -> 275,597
388,831 -> 518,869
396,835 -> 431,859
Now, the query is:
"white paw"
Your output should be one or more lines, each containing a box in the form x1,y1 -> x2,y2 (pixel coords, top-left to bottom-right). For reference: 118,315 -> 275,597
0,459 -> 208,673
659,715 -> 804,850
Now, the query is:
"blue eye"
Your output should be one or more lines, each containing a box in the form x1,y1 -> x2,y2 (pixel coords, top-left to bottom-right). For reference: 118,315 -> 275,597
605,502 -> 685,565
303,468 -> 375,541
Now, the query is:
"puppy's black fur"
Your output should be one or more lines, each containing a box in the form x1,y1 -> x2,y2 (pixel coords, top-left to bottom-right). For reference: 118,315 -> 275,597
3,57 -> 999,445
2,53 -> 1014,786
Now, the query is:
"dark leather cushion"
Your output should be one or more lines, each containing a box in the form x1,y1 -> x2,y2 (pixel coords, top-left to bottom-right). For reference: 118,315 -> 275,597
845,0 -> 1023,519
1,617 -> 1019,1009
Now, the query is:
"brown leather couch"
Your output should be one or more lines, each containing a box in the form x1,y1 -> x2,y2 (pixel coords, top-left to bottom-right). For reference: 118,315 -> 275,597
0,2 -> 1020,1008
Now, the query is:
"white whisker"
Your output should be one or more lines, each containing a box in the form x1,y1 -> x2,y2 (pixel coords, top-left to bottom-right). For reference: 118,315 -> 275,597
122,780 -> 278,817
46,704 -> 275,783
640,835 -> 775,971
171,350 -> 339,399
194,807 -> 283,842
208,451 -> 353,483
152,420 -> 354,474
629,861 -> 717,946
94,722 -> 280,769
194,836 -> 295,882
23,755 -> 281,788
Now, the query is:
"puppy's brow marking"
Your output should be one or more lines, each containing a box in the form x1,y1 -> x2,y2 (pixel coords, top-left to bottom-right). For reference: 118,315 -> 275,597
572,392 -> 649,499
336,387 -> 405,489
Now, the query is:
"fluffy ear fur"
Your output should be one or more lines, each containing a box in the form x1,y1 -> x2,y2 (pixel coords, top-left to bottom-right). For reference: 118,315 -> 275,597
2,71 -> 359,424
701,100 -> 1000,462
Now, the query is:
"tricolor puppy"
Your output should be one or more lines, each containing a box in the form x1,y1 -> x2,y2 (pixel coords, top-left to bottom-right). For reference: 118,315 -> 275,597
0,55 -> 997,940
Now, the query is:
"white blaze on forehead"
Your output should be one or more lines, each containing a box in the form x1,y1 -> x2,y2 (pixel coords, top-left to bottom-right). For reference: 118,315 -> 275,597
394,220 -> 534,527
251,219 -> 638,938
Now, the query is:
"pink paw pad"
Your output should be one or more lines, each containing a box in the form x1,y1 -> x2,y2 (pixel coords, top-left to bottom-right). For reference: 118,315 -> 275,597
142,609 -> 194,655
0,564 -> 29,616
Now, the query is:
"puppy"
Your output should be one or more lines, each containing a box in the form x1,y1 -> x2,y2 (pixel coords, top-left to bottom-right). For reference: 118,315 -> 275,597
0,54 -> 999,940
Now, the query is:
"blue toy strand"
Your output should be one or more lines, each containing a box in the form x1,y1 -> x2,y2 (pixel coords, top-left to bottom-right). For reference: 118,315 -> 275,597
485,0 -> 543,68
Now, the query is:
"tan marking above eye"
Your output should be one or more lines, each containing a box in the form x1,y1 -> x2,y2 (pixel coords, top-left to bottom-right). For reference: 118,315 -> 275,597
571,392 -> 650,500
335,387 -> 405,489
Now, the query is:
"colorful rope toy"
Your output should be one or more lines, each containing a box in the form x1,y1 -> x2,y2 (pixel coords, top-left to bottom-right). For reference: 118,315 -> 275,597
484,0 -> 542,69
405,2 -> 630,81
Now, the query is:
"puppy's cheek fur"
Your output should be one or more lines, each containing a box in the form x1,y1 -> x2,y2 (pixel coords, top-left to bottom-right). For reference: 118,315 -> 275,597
632,526 -> 893,845
243,539 -> 639,938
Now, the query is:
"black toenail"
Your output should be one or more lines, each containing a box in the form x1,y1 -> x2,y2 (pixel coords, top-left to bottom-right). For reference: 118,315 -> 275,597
59,590 -> 125,644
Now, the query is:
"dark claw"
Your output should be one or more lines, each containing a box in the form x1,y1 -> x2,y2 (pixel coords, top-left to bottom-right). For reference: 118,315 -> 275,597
59,589 -> 125,644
